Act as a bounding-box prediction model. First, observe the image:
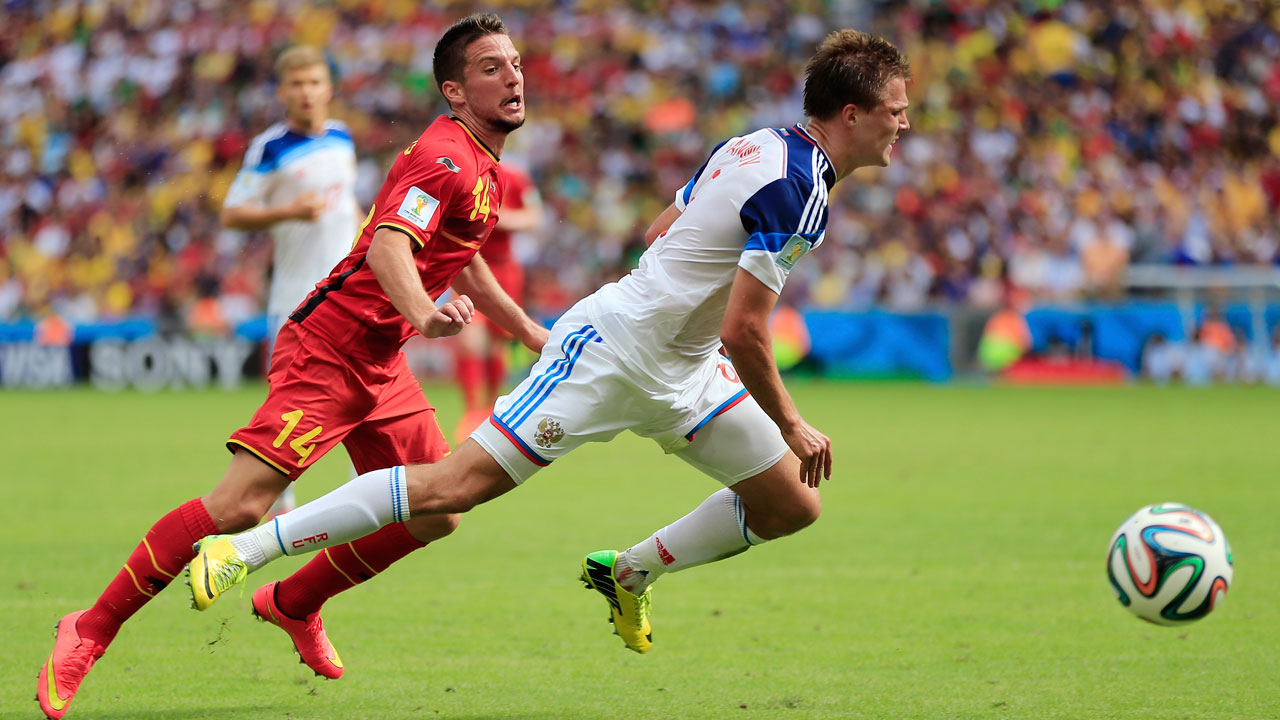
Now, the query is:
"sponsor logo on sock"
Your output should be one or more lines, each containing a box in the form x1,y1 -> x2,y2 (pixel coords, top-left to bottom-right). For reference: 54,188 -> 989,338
655,537 -> 676,566
585,558 -> 622,613
291,532 -> 329,549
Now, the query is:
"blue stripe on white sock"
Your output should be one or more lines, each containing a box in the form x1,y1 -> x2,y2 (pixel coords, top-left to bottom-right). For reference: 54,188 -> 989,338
388,466 -> 400,523
395,466 -> 405,523
273,517 -> 288,556
388,467 -> 395,523
398,465 -> 407,521
734,494 -> 757,545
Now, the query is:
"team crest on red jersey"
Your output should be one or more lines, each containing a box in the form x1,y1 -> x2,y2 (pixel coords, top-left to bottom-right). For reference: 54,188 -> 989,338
534,417 -> 564,448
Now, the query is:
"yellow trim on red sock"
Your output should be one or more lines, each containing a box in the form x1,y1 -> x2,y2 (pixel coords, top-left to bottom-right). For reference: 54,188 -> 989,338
122,563 -> 155,597
324,548 -> 356,585
347,543 -> 378,576
143,538 -> 176,579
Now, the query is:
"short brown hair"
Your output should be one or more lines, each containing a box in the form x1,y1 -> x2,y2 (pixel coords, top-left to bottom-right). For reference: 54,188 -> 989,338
274,46 -> 329,79
433,13 -> 509,97
803,30 -> 910,120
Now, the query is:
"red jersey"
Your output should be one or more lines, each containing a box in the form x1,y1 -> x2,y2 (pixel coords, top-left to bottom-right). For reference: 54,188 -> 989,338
480,164 -> 533,265
291,116 -> 504,358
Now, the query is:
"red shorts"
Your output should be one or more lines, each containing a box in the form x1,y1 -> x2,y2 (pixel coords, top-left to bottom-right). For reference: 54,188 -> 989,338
228,322 -> 449,480
479,260 -> 524,340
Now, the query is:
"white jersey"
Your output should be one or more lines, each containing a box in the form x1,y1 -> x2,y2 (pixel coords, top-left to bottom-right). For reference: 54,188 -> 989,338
585,124 -> 834,385
224,120 -> 359,323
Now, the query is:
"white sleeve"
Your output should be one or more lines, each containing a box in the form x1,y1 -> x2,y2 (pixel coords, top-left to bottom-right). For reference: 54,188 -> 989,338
223,133 -> 275,209
223,167 -> 269,209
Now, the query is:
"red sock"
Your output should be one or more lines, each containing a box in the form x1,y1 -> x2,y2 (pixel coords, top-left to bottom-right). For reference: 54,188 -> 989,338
484,351 -> 507,401
457,354 -> 484,410
273,522 -> 427,619
77,498 -> 218,647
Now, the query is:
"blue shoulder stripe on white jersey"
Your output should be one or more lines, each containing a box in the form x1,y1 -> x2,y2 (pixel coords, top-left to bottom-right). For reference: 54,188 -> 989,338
796,136 -> 830,236
242,123 -> 289,173
737,126 -> 832,247
244,124 -> 354,174
771,125 -> 834,217
744,230 -> 805,253
323,119 -> 352,139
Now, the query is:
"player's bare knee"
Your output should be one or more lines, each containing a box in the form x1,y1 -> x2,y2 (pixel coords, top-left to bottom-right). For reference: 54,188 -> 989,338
784,493 -> 822,533
758,494 -> 822,538
203,498 -> 269,533
403,513 -> 460,543
442,512 -> 462,535
207,450 -> 291,531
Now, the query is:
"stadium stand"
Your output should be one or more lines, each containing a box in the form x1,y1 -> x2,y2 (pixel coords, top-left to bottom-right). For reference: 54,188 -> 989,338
1,1 -> 1277,381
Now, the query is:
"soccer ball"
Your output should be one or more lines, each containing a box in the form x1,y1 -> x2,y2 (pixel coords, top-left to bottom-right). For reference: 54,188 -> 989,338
1106,503 -> 1232,626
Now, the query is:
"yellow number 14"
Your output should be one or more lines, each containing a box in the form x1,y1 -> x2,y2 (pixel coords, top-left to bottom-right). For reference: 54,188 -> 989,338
469,176 -> 492,221
273,409 -> 322,466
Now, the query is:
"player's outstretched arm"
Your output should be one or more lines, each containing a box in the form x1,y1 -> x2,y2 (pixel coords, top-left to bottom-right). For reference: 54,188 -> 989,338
454,254 -> 549,352
720,268 -> 832,487
367,227 -> 474,338
221,191 -> 325,230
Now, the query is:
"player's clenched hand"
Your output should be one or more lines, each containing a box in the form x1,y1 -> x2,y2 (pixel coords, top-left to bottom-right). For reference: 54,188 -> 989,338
781,419 -> 832,488
290,191 -> 325,221
423,295 -> 475,338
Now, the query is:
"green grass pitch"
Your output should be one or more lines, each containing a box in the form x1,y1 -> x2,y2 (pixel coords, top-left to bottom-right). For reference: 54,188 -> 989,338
2,381 -> 1278,719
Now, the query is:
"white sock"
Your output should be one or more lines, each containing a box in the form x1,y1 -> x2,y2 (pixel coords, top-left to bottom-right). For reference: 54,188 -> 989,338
231,466 -> 409,571
616,488 -> 767,593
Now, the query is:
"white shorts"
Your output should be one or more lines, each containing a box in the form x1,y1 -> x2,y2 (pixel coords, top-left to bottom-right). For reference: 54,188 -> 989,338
471,305 -> 788,486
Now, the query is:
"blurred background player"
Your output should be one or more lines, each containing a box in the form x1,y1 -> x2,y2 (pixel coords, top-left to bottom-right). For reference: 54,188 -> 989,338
221,45 -> 360,518
453,162 -> 542,442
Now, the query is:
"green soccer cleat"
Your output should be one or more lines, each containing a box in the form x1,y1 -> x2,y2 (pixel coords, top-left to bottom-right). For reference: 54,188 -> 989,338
580,550 -> 653,654
186,535 -> 248,611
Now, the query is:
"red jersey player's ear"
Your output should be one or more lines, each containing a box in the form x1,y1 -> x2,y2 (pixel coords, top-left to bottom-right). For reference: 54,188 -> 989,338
441,80 -> 466,108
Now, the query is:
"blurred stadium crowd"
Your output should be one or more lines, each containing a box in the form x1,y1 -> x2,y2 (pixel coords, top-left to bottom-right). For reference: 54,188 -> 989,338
1,0 -> 1279,332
